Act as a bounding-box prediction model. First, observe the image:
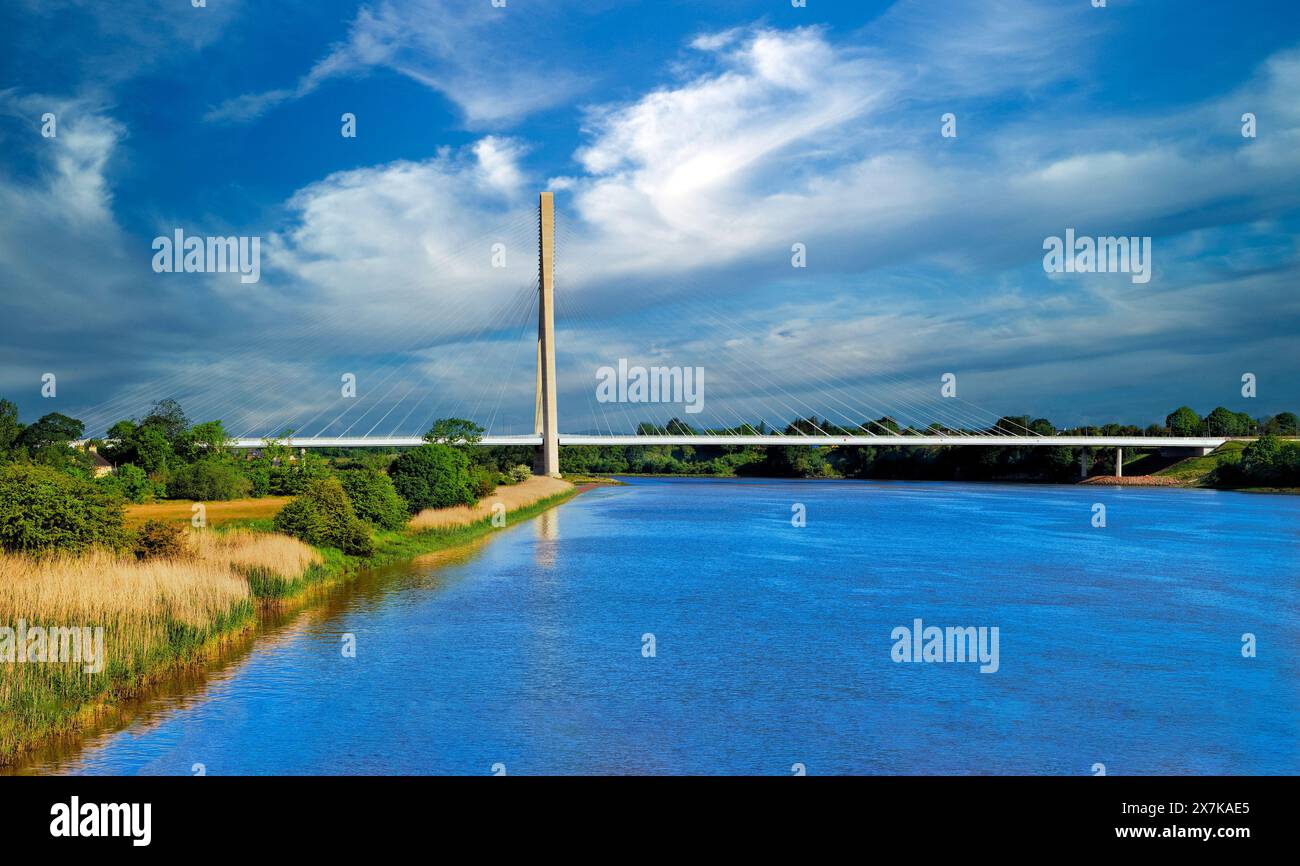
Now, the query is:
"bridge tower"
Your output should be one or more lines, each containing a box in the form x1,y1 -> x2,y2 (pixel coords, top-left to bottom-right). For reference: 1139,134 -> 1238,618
534,191 -> 561,477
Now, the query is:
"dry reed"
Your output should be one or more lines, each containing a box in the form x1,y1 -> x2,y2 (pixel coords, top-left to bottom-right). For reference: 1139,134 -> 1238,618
0,529 -> 320,763
409,475 -> 572,529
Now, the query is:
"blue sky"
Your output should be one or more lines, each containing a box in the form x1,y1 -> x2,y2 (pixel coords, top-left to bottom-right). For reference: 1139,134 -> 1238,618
1,0 -> 1298,437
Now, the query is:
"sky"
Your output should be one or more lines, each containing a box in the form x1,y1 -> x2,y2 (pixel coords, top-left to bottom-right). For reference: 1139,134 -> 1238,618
1,0 -> 1298,438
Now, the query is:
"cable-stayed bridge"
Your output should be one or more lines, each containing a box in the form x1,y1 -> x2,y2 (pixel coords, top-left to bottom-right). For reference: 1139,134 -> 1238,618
75,191 -> 1237,476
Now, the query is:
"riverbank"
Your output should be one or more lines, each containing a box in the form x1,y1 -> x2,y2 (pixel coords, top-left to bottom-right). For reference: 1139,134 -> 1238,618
1080,475 -> 1186,487
0,476 -> 577,766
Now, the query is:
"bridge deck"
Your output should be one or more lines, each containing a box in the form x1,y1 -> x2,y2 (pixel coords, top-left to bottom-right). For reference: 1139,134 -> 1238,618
225,435 -> 1232,449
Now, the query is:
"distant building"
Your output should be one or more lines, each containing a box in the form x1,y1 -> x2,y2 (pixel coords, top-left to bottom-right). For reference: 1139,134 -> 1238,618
85,444 -> 113,478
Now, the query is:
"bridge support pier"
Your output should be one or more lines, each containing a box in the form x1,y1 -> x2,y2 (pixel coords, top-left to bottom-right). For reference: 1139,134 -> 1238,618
533,191 -> 561,478
1115,447 -> 1123,478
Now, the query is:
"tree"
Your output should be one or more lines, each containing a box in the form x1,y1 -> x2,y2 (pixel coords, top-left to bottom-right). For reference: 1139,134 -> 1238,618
114,464 -> 154,503
337,468 -> 409,530
1166,406 -> 1201,436
167,458 -> 253,501
1203,406 -> 1247,437
175,420 -> 230,461
17,412 -> 84,451
993,415 -> 1031,435
665,417 -> 695,436
141,398 -> 189,441
1265,412 -> 1299,436
870,416 -> 900,434
387,444 -> 475,513
424,418 -> 484,447
0,398 -> 22,459
0,464 -> 125,554
1239,434 -> 1282,482
1029,418 -> 1056,436
133,425 -> 174,473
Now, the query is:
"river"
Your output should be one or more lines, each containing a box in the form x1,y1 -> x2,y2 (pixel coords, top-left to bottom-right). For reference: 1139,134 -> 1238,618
19,478 -> 1300,775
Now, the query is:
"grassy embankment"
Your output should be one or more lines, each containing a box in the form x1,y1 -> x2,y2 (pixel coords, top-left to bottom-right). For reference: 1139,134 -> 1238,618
1083,442 -> 1253,487
1110,441 -> 1296,493
0,476 -> 576,765
1152,441 -> 1247,483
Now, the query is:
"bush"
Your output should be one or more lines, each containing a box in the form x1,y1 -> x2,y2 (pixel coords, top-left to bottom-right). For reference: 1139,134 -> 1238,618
387,444 -> 475,513
273,477 -> 373,556
469,464 -> 498,499
167,458 -> 253,501
245,463 -> 271,497
266,452 -> 330,495
1214,435 -> 1300,488
508,464 -> 532,484
132,519 -> 188,560
0,463 -> 125,555
337,468 -> 409,530
115,463 -> 154,503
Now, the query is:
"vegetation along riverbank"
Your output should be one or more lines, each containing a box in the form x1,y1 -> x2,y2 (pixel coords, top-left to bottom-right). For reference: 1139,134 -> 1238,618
0,395 -> 1295,763
0,401 -> 576,765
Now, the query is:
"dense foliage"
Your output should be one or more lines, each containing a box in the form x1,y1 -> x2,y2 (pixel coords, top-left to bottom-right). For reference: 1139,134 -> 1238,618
167,458 -> 253,501
469,464 -> 498,499
0,464 -> 125,554
273,477 -> 374,556
1210,435 -> 1300,488
337,468 -> 410,530
388,444 -> 476,513
558,409 -> 1300,483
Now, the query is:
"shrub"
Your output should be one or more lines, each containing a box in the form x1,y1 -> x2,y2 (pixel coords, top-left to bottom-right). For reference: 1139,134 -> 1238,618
266,452 -> 330,495
469,464 -> 498,499
132,519 -> 188,560
508,463 -> 532,484
387,444 -> 475,513
245,463 -> 271,497
167,458 -> 253,501
273,477 -> 374,556
115,463 -> 154,503
0,463 -> 125,555
337,468 -> 409,530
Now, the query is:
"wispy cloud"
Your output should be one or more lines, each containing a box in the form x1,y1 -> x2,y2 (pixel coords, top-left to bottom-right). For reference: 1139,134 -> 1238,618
205,0 -> 588,127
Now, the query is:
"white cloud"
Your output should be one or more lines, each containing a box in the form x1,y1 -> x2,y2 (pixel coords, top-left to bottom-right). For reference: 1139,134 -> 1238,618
7,4 -> 1300,435
207,0 -> 587,127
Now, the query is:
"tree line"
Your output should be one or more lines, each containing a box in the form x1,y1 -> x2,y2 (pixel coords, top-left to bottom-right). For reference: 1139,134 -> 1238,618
0,398 -> 533,557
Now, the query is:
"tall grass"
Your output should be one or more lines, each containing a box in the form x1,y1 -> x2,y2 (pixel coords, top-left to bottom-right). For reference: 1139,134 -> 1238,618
408,475 -> 571,529
0,530 -> 319,764
1,481 -> 577,765
189,528 -> 323,598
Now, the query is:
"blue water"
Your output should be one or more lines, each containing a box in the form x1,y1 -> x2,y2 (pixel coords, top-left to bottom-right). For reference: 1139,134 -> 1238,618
32,479 -> 1300,775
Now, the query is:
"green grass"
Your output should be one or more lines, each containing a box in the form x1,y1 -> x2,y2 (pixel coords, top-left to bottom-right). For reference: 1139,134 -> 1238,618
1155,441 -> 1246,482
369,489 -> 578,564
